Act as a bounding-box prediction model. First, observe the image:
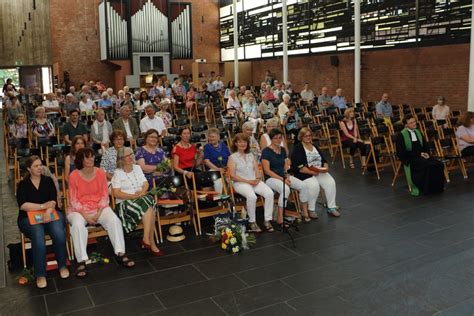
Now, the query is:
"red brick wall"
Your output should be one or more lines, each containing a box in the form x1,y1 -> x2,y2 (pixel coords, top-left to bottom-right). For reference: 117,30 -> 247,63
50,0 -> 116,89
251,44 -> 469,111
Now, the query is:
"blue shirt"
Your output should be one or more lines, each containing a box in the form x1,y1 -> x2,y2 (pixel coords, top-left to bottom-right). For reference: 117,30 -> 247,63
376,101 -> 393,118
203,142 -> 231,168
332,95 -> 347,109
98,99 -> 113,108
261,147 -> 286,178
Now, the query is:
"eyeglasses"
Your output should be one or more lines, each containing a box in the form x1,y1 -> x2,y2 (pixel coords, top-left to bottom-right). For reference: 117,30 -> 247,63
303,134 -> 312,138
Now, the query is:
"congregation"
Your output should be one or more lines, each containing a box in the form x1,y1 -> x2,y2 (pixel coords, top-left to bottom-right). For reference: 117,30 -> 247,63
2,71 -> 474,290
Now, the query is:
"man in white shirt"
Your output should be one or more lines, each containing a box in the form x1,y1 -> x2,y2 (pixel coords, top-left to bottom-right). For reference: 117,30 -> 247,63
213,75 -> 224,92
300,83 -> 315,104
140,105 -> 167,137
42,93 -> 61,113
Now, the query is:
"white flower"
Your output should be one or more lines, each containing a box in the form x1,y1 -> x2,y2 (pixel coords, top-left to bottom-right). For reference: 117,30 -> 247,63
232,246 -> 240,253
230,237 -> 237,245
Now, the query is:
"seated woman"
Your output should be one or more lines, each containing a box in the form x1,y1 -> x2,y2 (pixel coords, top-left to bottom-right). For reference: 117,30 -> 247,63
262,128 -> 309,225
242,121 -> 261,161
396,115 -> 444,196
90,109 -> 113,152
9,113 -> 28,147
64,135 -> 86,183
455,112 -> 474,157
228,133 -> 274,233
339,108 -> 367,168
68,148 -> 134,277
281,103 -> 301,143
6,95 -> 23,124
17,156 -> 69,288
112,147 -> 163,256
259,118 -> 288,151
156,99 -> 173,128
135,129 -> 170,189
79,93 -> 96,116
291,127 -> 340,219
203,128 -> 231,193
172,127 -> 203,181
136,91 -> 151,112
432,96 -> 450,121
185,86 -> 196,119
31,106 -> 55,142
100,130 -> 126,180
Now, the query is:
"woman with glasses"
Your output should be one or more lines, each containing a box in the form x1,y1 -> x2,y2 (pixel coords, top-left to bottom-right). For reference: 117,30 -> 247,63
291,127 -> 340,219
68,148 -> 134,278
261,128 -> 309,226
112,147 -> 163,256
135,129 -> 170,189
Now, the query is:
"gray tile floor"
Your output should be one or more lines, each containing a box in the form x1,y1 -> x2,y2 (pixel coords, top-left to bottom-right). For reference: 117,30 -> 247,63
0,131 -> 473,315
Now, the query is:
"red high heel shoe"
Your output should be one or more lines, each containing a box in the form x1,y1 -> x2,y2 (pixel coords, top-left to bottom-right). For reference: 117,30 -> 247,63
150,248 -> 165,257
140,240 -> 151,249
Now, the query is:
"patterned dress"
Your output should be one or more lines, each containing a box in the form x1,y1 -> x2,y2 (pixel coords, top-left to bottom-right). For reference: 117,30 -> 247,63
135,146 -> 170,189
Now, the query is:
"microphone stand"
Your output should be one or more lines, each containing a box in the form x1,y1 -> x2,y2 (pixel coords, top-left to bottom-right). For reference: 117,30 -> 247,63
280,172 -> 299,248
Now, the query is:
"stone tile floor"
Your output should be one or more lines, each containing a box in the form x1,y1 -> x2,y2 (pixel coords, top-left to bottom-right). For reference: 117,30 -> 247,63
1,136 -> 473,315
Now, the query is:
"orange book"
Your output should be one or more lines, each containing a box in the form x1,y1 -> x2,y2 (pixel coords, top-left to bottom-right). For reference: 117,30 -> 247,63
158,199 -> 184,205
27,210 -> 60,225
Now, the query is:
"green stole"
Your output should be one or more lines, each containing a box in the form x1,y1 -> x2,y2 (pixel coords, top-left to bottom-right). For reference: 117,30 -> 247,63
400,128 -> 423,196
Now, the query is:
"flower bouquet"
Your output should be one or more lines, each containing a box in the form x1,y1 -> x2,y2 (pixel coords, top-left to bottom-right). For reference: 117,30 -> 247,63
156,158 -> 171,174
213,212 -> 256,254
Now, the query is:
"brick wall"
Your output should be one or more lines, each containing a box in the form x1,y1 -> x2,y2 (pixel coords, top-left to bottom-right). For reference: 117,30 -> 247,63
251,44 -> 469,111
50,0 -> 116,89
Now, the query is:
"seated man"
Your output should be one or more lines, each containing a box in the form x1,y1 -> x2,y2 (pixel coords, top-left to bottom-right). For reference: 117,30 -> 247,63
62,109 -> 88,145
112,105 -> 139,146
42,93 -> 61,114
396,115 -> 444,196
300,83 -> 315,105
139,105 -> 167,137
258,94 -> 275,117
376,93 -> 393,122
317,87 -> 333,110
332,88 -> 347,110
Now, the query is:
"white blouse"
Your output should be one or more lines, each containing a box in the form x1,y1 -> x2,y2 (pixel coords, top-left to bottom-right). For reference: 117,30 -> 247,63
230,152 -> 256,180
111,164 -> 147,203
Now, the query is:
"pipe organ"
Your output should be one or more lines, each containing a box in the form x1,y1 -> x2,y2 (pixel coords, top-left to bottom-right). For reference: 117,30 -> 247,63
99,0 -> 192,61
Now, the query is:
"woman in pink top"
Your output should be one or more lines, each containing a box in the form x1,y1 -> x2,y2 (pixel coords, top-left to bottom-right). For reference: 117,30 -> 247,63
67,148 -> 134,278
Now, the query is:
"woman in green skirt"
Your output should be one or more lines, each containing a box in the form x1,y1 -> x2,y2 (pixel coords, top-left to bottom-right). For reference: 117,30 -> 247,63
112,147 -> 163,256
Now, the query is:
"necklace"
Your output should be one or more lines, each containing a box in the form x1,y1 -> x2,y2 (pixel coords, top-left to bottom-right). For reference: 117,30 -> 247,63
124,166 -> 141,192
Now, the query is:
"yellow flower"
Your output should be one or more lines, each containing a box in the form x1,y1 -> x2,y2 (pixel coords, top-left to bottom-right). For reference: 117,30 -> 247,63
221,243 -> 227,250
225,239 -> 230,245
103,258 -> 110,264
170,187 -> 177,193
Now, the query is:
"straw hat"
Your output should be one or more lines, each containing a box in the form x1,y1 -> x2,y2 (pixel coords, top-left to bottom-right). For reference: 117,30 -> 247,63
166,225 -> 185,242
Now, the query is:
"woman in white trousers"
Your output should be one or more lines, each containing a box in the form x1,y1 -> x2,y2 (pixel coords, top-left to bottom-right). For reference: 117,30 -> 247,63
291,127 -> 340,218
228,133 -> 275,233
261,128 -> 310,225
67,147 -> 134,278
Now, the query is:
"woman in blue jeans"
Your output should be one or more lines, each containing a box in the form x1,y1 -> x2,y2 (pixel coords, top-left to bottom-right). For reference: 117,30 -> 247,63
17,155 -> 69,288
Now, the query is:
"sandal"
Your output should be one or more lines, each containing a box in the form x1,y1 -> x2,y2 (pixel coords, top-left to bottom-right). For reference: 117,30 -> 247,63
308,211 -> 319,219
302,216 -> 312,223
349,162 -> 355,169
36,277 -> 47,289
75,263 -> 88,278
264,221 -> 275,232
116,254 -> 135,268
327,208 -> 341,217
59,267 -> 70,279
248,222 -> 262,233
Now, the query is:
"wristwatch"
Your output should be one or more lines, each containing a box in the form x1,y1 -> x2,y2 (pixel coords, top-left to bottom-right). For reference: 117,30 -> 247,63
40,204 -> 44,209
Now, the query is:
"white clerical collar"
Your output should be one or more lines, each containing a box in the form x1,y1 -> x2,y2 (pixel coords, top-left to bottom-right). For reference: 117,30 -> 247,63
408,128 -> 417,141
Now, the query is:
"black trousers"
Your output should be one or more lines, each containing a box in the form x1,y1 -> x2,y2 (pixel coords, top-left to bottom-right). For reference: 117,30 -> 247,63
342,140 -> 367,156
461,146 -> 474,157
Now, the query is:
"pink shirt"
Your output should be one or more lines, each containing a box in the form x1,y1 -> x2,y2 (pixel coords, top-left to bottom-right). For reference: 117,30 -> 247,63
68,168 -> 109,213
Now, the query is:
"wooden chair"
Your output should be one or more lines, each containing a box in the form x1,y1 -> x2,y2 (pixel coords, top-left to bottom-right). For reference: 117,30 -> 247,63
186,170 -> 230,235
436,127 -> 468,181
153,176 -> 198,243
